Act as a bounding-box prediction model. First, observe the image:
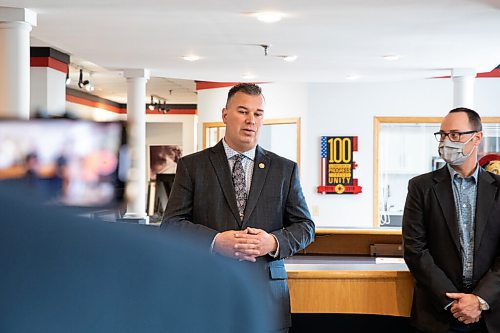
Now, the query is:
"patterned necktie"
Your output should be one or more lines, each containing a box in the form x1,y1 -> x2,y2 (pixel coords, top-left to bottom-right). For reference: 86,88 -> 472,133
232,154 -> 247,220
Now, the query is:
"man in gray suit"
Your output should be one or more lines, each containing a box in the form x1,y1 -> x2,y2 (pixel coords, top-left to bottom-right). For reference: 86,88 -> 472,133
161,83 -> 315,332
403,108 -> 500,333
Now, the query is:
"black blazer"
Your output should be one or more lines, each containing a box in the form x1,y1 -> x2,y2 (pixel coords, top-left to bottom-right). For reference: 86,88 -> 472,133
161,141 -> 315,329
403,166 -> 500,333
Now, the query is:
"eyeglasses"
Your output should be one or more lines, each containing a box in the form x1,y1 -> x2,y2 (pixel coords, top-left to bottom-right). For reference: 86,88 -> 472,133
434,130 -> 477,142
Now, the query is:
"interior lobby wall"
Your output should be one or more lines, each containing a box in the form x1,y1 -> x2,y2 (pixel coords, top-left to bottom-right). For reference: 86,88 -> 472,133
304,79 -> 452,227
66,78 -> 500,227
196,82 -> 309,152
66,101 -> 126,121
198,78 -> 500,228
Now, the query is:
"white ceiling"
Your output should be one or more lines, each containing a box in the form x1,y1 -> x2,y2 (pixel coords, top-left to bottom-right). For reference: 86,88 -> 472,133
2,0 -> 500,104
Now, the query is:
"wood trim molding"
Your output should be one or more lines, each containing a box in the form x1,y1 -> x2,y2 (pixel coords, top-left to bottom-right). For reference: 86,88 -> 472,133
202,117 -> 301,166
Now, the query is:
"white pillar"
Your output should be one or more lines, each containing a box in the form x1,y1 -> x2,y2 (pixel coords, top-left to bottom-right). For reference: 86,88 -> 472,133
122,69 -> 150,224
452,68 -> 476,109
30,47 -> 69,117
0,7 -> 37,119
182,115 -> 198,156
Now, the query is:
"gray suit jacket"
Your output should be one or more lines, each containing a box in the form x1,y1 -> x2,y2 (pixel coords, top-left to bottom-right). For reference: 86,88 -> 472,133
161,141 -> 315,329
403,166 -> 500,333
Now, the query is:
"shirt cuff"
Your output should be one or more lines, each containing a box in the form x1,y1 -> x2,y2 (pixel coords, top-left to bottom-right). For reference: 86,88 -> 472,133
477,296 -> 490,311
210,233 -> 220,254
268,234 -> 280,258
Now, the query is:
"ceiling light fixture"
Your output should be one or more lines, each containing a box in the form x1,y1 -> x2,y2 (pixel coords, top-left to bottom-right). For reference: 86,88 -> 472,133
383,54 -> 400,61
346,74 -> 361,80
259,44 -> 270,56
242,72 -> 257,80
253,11 -> 285,23
78,69 -> 91,90
148,95 -> 155,111
66,68 -> 71,85
183,55 -> 201,62
148,95 -> 170,113
253,44 -> 297,62
283,55 -> 298,62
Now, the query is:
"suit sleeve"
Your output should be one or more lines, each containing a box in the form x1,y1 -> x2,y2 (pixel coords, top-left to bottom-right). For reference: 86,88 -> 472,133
474,257 -> 500,307
271,163 -> 315,259
473,177 -> 500,306
160,158 -> 218,248
403,178 -> 459,309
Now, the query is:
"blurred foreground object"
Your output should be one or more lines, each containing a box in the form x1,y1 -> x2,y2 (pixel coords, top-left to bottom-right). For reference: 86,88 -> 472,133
0,184 -> 272,332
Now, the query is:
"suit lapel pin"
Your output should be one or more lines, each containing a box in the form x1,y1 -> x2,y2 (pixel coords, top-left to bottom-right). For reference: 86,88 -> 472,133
259,163 -> 265,169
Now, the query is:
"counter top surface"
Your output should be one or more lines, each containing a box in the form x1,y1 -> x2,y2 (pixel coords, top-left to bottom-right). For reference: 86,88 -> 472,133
315,228 -> 402,235
284,255 -> 408,271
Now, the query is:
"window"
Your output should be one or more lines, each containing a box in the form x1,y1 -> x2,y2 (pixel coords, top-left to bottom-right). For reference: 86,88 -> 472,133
374,117 -> 500,227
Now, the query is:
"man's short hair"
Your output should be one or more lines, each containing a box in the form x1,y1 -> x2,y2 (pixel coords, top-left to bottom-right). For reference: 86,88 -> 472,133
449,107 -> 482,131
226,83 -> 263,107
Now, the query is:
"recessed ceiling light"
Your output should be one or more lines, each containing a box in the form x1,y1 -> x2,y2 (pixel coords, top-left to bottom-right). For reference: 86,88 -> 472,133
283,55 -> 298,62
253,11 -> 285,23
242,72 -> 257,80
346,74 -> 360,80
182,55 -> 201,62
383,54 -> 400,61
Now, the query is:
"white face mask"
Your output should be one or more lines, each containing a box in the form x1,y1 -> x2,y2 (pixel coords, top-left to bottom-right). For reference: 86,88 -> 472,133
438,135 -> 476,166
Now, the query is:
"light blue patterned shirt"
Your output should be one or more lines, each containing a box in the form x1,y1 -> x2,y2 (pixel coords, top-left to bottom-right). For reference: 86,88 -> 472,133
218,139 -> 279,257
222,139 -> 255,195
447,164 -> 479,288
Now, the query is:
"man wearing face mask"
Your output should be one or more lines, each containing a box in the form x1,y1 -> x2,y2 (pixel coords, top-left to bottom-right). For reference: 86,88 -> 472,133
403,108 -> 500,333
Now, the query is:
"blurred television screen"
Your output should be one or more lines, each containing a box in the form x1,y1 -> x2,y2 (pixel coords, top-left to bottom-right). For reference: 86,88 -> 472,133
0,119 -> 127,208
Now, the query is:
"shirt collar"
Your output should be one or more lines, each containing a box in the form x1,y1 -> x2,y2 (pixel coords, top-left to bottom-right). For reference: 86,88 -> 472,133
222,139 -> 256,161
447,163 -> 479,183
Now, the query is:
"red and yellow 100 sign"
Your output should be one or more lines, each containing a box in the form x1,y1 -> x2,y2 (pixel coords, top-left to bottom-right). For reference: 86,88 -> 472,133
328,137 -> 352,163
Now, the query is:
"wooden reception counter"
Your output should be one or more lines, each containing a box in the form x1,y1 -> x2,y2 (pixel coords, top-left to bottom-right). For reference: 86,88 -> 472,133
286,228 -> 413,317
285,256 -> 413,316
302,228 -> 403,256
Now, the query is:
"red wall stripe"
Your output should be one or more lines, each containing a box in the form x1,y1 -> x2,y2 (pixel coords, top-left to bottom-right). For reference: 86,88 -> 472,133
196,81 -> 242,90
476,68 -> 500,78
145,108 -> 197,115
66,95 -> 197,115
196,81 -> 268,90
31,57 -> 68,74
66,95 -> 123,113
433,68 -> 500,79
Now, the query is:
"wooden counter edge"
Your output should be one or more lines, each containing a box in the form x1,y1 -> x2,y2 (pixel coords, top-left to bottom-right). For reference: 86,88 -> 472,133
286,270 -> 411,279
315,228 -> 402,236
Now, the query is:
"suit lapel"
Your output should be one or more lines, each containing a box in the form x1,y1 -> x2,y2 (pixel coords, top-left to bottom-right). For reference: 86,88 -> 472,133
242,145 -> 270,228
209,141 -> 242,226
433,167 -> 461,254
474,170 -> 497,252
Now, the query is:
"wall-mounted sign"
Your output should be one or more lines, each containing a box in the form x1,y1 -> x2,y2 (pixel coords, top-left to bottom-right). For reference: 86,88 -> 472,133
317,136 -> 362,194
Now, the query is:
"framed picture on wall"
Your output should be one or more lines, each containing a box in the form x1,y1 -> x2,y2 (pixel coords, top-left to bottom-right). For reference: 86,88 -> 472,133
148,145 -> 182,181
147,145 -> 182,221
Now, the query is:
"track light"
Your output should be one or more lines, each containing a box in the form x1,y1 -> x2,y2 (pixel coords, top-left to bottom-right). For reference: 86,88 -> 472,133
148,95 -> 155,111
147,95 -> 170,113
78,69 -> 91,90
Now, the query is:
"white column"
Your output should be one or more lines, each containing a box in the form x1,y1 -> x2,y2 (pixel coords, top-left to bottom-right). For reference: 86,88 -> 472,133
0,7 -> 37,119
182,115 -> 198,155
122,69 -> 150,224
30,66 -> 67,117
452,68 -> 476,109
